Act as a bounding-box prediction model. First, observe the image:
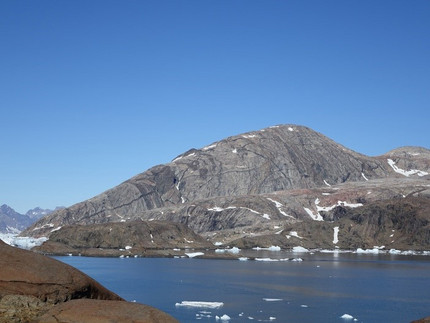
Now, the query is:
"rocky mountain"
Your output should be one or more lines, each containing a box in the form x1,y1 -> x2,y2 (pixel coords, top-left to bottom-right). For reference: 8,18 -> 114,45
34,220 -> 214,257
25,207 -> 63,220
0,205 -> 32,233
0,205 -> 61,234
22,124 -> 430,250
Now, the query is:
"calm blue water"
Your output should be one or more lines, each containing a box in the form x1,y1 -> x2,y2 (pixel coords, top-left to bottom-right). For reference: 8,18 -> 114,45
54,252 -> 430,323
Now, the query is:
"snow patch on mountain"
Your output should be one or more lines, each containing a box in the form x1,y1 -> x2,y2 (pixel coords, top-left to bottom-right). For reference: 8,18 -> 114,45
304,207 -> 324,221
387,159 -> 429,177
333,226 -> 339,244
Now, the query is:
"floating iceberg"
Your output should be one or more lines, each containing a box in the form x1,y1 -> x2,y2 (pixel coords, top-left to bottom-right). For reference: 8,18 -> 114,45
216,314 -> 231,321
185,252 -> 204,258
292,246 -> 309,253
175,301 -> 224,309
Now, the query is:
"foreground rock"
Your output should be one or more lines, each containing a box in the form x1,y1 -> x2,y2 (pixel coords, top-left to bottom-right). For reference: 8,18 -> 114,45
0,239 -> 121,303
34,220 -> 214,257
0,240 -> 178,322
33,299 -> 179,323
412,317 -> 430,323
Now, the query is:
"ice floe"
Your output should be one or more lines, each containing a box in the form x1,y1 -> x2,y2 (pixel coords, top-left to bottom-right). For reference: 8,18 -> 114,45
340,313 -> 357,320
253,246 -> 281,251
215,247 -> 241,254
185,252 -> 204,258
255,258 -> 303,262
387,159 -> 429,177
292,246 -> 309,253
263,298 -> 283,302
216,314 -> 231,321
355,247 -> 381,254
175,301 -> 224,309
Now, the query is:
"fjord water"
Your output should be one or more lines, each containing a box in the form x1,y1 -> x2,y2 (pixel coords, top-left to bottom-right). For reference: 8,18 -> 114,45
54,252 -> 430,322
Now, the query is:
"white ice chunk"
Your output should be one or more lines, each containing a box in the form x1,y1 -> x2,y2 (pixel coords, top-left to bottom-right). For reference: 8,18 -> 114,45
288,127 -> 294,131
252,246 -> 281,251
238,257 -> 249,261
232,148 -> 237,154
185,252 -> 204,258
216,314 -> 231,321
125,246 -> 132,250
340,314 -> 354,320
292,246 -> 309,253
355,248 -> 380,254
263,298 -> 283,302
228,247 -> 241,254
175,301 -> 224,309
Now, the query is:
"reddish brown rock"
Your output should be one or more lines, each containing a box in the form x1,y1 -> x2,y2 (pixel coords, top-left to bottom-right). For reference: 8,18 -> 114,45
32,299 -> 179,323
0,239 -> 122,303
0,240 -> 179,322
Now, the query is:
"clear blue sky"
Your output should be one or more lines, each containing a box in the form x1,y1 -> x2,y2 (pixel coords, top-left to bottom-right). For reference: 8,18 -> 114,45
1,1 -> 429,213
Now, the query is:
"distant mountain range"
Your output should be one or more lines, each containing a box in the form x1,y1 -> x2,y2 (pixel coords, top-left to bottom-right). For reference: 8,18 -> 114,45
0,205 -> 63,233
22,124 -> 430,251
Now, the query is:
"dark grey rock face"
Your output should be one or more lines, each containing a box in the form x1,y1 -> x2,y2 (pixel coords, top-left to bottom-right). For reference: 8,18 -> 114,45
22,125 -> 430,249
34,220 -> 213,256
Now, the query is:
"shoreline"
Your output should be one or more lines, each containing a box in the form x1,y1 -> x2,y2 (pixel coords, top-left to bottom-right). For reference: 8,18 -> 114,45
36,246 -> 430,260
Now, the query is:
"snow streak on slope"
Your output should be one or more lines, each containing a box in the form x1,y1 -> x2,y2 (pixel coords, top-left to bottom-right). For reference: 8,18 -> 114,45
387,159 -> 428,177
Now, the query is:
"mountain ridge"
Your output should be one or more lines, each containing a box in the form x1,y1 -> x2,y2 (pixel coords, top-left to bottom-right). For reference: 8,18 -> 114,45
22,124 -> 430,248
0,205 -> 62,233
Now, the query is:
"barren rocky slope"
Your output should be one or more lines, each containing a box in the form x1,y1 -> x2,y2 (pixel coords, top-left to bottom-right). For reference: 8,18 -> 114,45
22,124 -> 430,250
34,220 -> 214,257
